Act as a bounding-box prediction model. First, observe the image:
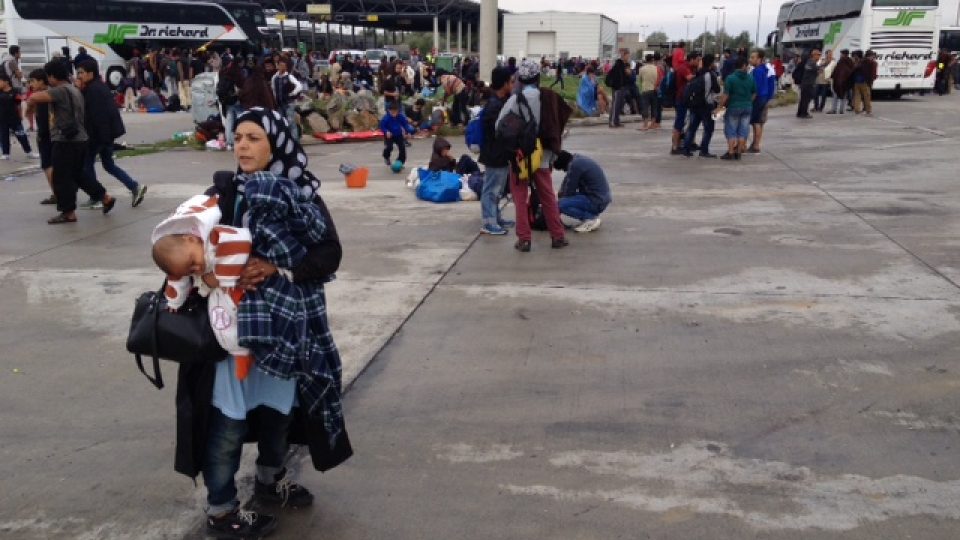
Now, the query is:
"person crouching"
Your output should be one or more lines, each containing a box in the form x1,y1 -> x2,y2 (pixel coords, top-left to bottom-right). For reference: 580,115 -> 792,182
553,150 -> 611,233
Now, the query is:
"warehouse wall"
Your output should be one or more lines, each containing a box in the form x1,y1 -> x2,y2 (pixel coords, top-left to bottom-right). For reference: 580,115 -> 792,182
600,16 -> 619,59
502,12 -> 612,61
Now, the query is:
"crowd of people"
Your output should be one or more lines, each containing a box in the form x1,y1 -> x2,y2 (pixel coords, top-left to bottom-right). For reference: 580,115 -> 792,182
0,46 -> 148,224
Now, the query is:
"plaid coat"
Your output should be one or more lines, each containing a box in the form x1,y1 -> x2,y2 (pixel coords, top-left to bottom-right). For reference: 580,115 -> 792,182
236,172 -> 344,440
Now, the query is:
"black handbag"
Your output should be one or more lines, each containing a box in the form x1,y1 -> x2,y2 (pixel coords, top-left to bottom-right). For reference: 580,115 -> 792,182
126,282 -> 226,389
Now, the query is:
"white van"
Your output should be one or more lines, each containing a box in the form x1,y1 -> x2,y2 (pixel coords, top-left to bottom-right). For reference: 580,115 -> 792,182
365,49 -> 399,70
329,49 -> 365,65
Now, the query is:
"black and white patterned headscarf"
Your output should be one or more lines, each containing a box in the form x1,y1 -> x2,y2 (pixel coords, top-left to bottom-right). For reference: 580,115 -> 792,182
234,107 -> 321,199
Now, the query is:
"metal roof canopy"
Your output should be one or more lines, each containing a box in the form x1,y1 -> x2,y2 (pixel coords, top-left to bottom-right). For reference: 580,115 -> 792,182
256,0 -> 495,32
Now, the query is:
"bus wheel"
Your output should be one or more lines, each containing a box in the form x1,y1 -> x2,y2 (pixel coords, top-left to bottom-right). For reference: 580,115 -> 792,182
105,66 -> 126,90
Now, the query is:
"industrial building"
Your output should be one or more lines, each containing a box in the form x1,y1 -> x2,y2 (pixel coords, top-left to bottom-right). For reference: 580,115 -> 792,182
501,11 -> 618,61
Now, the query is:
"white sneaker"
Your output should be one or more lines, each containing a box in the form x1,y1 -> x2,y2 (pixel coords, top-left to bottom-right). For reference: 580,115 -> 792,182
0,155 -> 9,160
29,152 -> 40,159
560,214 -> 583,229
574,218 -> 601,233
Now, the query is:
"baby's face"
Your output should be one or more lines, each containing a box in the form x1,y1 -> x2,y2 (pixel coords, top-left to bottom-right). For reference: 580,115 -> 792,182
166,236 -> 206,279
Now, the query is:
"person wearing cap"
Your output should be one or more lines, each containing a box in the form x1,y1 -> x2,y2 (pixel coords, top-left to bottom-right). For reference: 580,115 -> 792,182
828,49 -> 855,114
495,59 -> 567,252
852,50 -> 877,115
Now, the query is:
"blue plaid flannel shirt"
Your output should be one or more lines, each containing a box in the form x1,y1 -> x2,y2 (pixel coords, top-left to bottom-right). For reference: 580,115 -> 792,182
235,172 -> 344,439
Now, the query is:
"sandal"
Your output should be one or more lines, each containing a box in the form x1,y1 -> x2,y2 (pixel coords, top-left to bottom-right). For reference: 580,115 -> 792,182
47,213 -> 77,224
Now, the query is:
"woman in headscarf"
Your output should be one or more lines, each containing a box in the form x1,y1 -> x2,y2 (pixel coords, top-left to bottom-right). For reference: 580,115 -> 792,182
174,107 -> 351,539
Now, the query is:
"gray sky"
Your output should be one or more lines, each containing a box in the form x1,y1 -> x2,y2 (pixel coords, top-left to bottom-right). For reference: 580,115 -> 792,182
497,0 -> 960,44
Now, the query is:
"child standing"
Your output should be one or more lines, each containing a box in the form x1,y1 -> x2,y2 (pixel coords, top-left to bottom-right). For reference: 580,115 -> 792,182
379,100 -> 414,167
0,73 -> 37,160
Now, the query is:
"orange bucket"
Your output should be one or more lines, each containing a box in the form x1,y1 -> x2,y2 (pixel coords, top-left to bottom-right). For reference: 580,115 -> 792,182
345,167 -> 369,188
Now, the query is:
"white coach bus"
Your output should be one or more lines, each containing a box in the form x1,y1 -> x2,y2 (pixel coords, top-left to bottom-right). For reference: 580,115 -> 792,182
0,0 -> 269,88
770,0 -> 940,95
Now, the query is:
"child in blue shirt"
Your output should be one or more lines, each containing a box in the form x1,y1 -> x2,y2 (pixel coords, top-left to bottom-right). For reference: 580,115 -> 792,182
379,100 -> 415,166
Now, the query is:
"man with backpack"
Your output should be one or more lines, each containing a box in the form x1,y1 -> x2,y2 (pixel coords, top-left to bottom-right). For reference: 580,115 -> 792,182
681,54 -> 720,158
670,52 -> 700,155
852,50 -> 877,116
605,50 -> 630,128
76,59 -> 147,207
495,60 -> 567,252
478,67 -> 514,236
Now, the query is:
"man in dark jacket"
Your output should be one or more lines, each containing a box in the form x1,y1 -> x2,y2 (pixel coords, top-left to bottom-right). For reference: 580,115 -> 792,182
827,49 -> 855,114
607,49 -> 630,128
553,150 -> 611,233
852,50 -> 878,115
797,49 -> 820,119
479,67 -> 513,235
76,59 -> 147,207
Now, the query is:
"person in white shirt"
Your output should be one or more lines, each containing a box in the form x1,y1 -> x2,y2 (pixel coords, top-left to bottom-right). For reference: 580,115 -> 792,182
270,56 -> 304,140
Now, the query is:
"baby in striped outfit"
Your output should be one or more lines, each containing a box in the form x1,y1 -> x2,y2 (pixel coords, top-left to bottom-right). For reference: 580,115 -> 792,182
150,194 -> 257,380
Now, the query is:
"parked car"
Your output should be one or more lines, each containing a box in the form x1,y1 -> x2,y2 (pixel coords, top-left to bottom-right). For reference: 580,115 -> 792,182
329,49 -> 365,64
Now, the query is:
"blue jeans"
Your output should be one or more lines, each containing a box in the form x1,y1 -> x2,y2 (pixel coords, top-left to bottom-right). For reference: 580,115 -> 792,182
481,166 -> 509,227
559,194 -> 606,221
724,108 -> 752,140
84,142 -> 138,193
283,103 -> 300,141
203,406 -> 293,515
683,109 -> 714,155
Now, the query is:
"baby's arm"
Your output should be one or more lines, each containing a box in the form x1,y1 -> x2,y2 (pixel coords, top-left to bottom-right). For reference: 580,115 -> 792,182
164,276 -> 193,311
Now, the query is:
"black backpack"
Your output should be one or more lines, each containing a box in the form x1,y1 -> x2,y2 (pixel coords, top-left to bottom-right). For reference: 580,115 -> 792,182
792,58 -> 806,85
686,73 -> 707,109
495,92 -> 538,171
216,76 -> 238,106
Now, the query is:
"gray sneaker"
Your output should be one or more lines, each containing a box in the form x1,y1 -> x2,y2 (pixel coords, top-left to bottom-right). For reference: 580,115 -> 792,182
132,184 -> 148,207
80,199 -> 103,210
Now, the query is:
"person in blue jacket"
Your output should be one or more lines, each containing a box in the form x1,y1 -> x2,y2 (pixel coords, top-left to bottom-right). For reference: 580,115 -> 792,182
379,100 -> 415,166
553,150 -> 612,233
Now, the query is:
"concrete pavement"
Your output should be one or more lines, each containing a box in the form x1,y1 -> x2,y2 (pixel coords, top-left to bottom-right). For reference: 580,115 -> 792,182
3,94 -> 960,539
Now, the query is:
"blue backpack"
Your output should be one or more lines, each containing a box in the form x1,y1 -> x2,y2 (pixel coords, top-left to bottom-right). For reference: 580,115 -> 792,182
465,108 -> 484,154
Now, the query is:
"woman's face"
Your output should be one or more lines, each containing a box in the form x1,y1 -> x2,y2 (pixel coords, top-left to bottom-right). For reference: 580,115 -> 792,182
234,122 -> 272,173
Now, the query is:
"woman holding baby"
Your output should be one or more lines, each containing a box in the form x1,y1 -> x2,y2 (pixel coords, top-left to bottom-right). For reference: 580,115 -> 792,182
163,108 -> 351,539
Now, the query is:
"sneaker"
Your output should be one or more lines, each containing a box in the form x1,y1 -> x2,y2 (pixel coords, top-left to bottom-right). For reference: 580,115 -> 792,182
206,508 -> 278,539
384,156 -> 391,166
132,184 -> 148,207
498,219 -> 515,229
720,153 -> 735,161
551,237 -> 570,249
670,149 -> 684,156
40,195 -> 57,205
574,218 -> 601,233
102,194 -> 117,214
480,224 -> 508,235
226,144 -> 234,152
0,155 -> 9,160
254,469 -> 314,509
560,214 -> 583,228
80,199 -> 104,210
29,152 -> 40,159
514,239 -> 531,252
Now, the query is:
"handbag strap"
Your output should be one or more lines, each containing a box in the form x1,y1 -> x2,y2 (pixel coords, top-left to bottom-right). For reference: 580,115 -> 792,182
136,281 -> 167,390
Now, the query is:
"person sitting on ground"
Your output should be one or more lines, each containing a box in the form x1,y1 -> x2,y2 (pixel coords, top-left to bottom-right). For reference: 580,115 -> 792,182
577,66 -> 599,117
428,137 -> 456,172
379,100 -> 415,167
553,150 -> 611,233
406,99 -> 428,132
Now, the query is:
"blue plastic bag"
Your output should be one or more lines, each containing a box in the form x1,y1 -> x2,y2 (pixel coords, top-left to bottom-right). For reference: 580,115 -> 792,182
465,108 -> 484,153
416,169 -> 461,203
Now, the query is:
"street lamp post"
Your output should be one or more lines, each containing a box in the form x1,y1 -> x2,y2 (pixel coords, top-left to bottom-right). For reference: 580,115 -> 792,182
683,15 -> 695,42
756,0 -> 764,50
712,6 -> 725,54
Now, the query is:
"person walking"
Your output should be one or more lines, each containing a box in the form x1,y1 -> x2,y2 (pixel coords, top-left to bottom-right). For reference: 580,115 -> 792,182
720,57 -> 756,160
0,73 -> 37,160
638,55 -> 660,130
271,56 -> 304,140
827,49 -> 854,114
26,60 -> 116,224
605,50 -> 630,128
797,50 -> 820,119
549,60 -> 564,90
75,59 -> 147,207
28,69 -> 55,204
681,54 -> 720,158
852,50 -> 877,115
